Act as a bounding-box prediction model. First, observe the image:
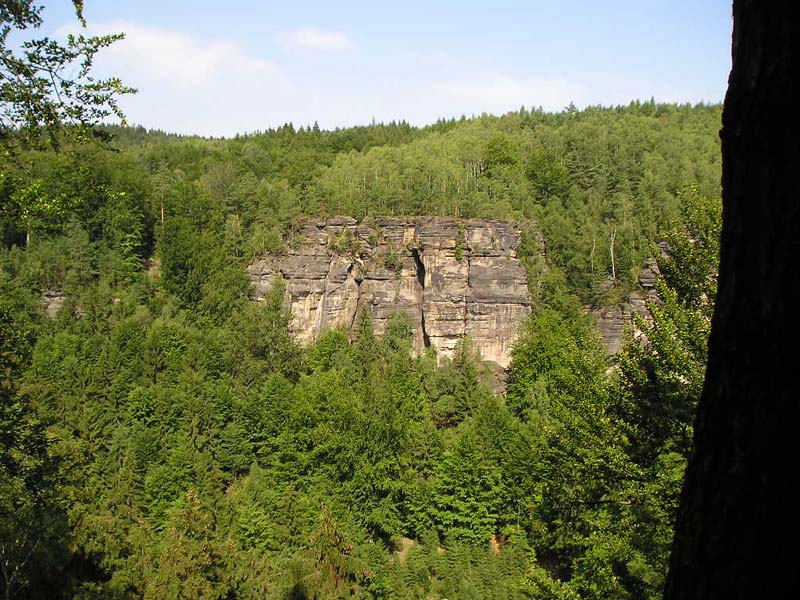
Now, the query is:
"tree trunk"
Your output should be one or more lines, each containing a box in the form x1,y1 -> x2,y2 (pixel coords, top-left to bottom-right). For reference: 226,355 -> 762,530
665,2 -> 800,598
609,227 -> 616,283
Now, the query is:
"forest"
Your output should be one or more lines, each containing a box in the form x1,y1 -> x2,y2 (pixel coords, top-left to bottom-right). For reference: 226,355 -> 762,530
0,93 -> 724,599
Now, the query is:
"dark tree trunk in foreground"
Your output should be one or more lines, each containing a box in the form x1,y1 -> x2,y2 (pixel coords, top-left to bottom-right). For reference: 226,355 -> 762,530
665,2 -> 800,598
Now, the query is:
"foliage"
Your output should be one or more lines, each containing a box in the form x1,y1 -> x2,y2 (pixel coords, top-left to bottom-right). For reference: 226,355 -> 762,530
382,247 -> 403,272
0,0 -> 134,151
484,133 -> 520,172
0,102 -> 722,598
525,150 -> 572,203
328,227 -> 360,255
454,222 -> 465,261
614,191 -> 720,462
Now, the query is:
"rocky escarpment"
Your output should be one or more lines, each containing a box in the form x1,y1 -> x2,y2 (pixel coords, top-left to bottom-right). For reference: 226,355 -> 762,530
247,217 -> 532,368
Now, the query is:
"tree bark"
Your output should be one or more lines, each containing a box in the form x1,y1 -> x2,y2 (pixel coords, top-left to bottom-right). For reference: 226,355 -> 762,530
665,2 -> 800,598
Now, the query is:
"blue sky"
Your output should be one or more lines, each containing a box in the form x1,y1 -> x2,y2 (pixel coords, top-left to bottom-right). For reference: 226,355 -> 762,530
44,1 -> 732,136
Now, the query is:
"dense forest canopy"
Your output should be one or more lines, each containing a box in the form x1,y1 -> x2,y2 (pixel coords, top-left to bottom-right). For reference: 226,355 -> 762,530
0,98 -> 724,599
10,100 -> 720,294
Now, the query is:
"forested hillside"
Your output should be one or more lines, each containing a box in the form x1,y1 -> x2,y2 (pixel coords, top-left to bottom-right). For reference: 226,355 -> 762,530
1,102 -> 721,598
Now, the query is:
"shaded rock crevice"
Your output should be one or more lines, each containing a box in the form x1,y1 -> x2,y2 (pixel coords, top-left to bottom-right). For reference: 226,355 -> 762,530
346,262 -> 362,332
410,247 -> 431,348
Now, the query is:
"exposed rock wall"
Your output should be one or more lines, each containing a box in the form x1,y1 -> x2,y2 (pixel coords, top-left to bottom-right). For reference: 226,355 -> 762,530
592,258 -> 660,353
43,290 -> 66,319
247,217 -> 531,368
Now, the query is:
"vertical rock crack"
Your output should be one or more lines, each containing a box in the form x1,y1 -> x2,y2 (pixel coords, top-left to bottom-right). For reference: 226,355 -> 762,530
410,247 -> 431,348
347,261 -> 362,331
464,251 -> 471,338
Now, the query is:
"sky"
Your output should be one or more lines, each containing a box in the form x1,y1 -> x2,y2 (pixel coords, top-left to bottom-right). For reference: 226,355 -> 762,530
42,0 -> 732,137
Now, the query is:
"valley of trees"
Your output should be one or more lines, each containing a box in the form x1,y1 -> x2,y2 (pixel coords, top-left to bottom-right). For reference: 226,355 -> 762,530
0,94 -> 724,598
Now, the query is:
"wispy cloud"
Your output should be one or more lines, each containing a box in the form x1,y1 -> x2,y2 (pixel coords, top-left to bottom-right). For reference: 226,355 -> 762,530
276,27 -> 353,51
50,21 -> 704,137
60,21 -> 274,89
56,21 -> 287,136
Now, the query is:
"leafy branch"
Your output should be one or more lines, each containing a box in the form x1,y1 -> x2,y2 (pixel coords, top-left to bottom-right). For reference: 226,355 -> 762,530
0,0 -> 135,152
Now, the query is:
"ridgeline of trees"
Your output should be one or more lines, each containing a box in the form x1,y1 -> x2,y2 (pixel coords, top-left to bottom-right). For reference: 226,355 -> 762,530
0,98 -> 723,598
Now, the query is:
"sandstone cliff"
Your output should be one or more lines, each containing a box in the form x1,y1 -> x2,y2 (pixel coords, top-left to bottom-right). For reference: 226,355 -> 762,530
247,217 -> 531,368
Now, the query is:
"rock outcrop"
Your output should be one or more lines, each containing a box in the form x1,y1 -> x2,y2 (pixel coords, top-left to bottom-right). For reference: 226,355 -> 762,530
42,290 -> 66,319
247,217 -> 532,368
593,257 -> 660,354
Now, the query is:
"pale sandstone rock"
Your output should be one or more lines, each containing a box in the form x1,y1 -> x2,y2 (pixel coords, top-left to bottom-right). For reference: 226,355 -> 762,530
43,290 -> 65,319
247,216 -> 533,368
591,259 -> 661,354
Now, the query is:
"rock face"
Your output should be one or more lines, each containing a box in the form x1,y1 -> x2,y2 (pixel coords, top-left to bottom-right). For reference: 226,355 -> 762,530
247,217 -> 532,368
42,290 -> 65,319
593,257 -> 661,354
